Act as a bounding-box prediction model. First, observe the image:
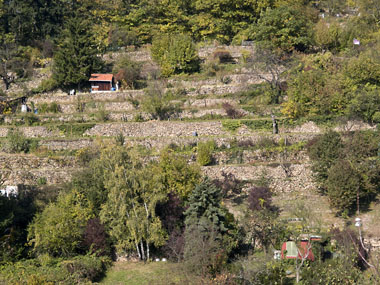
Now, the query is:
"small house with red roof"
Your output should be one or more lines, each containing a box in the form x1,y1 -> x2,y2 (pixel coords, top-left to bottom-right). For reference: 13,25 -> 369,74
281,240 -> 315,261
89,74 -> 117,92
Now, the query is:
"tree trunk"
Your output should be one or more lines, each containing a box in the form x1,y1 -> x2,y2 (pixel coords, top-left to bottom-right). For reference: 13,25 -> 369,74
271,114 -> 279,134
140,240 -> 145,260
296,256 -> 300,283
135,242 -> 141,260
146,241 -> 150,261
2,78 -> 9,90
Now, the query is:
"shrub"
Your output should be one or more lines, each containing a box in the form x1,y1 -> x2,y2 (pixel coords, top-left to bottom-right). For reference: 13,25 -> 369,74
237,139 -> 255,148
95,104 -> 109,122
151,33 -> 200,77
141,82 -> 182,120
2,129 -> 31,153
0,255 -> 111,284
212,50 -> 234,64
201,60 -> 221,77
348,88 -> 380,123
27,190 -> 93,257
247,186 -> 274,211
75,147 -> 99,166
183,221 -> 227,277
222,120 -> 241,132
326,160 -> 366,215
373,111 -> 380,123
57,123 -> 95,136
76,97 -> 85,113
113,55 -> 142,89
22,113 -> 39,126
108,25 -> 140,50
63,254 -> 111,283
307,131 -> 344,187
115,132 -> 125,146
33,78 -> 58,93
212,172 -> 243,198
37,177 -> 47,186
37,102 -> 61,114
197,140 -> 216,166
256,137 -> 278,149
82,218 -> 110,257
133,113 -> 145,122
222,103 -> 243,119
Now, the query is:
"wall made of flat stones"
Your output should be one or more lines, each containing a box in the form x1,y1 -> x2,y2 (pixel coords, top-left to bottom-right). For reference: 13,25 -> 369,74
84,121 -> 228,137
31,90 -> 143,105
203,163 -> 315,193
40,139 -> 93,150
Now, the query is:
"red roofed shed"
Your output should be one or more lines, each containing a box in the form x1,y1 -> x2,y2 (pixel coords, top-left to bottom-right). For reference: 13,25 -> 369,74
281,241 -> 315,261
89,74 -> 115,92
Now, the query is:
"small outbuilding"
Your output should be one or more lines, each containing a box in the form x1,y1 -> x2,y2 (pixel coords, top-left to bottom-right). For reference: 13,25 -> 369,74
89,74 -> 117,92
281,241 -> 315,261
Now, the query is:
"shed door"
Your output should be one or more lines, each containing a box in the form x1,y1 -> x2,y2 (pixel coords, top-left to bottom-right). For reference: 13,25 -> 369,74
98,82 -> 111,91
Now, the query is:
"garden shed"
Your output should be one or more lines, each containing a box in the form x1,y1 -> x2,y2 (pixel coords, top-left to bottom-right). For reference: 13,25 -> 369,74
281,241 -> 315,261
89,74 -> 116,92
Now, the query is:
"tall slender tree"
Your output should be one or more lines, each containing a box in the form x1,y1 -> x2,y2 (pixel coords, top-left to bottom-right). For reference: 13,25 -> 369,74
52,13 -> 102,91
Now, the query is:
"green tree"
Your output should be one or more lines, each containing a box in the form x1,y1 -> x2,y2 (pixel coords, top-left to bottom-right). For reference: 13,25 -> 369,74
244,186 -> 286,254
27,190 -> 93,257
308,130 -> 380,215
252,5 -> 314,53
184,178 -> 240,274
314,19 -> 343,52
326,160 -> 366,214
348,88 -> 380,123
185,178 -> 229,234
52,14 -> 103,91
344,49 -> 380,87
99,146 -> 167,260
2,129 -> 31,153
0,34 -> 31,90
113,55 -> 142,89
5,0 -> 66,45
189,0 -> 270,43
151,33 -> 200,77
183,219 -> 226,276
0,187 -> 37,264
282,53 -> 347,118
154,148 -> 201,199
196,140 -> 215,166
307,130 -> 344,188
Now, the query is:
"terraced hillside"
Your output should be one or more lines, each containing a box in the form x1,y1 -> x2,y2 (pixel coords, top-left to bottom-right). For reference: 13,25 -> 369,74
2,46 -> 379,244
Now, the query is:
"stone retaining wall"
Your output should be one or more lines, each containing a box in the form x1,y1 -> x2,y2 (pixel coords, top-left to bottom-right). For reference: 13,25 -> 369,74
84,121 -> 228,137
213,150 -> 308,165
31,90 -> 143,105
0,153 -> 77,169
40,139 -> 93,150
203,163 -> 315,193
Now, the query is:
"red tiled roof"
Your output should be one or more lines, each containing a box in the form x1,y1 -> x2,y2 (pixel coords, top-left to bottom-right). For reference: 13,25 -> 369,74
89,74 -> 113,82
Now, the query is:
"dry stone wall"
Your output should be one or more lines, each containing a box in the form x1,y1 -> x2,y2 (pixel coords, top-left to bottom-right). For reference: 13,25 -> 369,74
0,153 -> 79,185
198,45 -> 252,59
84,121 -> 228,137
203,163 -> 315,194
40,139 -> 93,150
213,150 -> 308,165
31,90 -> 143,105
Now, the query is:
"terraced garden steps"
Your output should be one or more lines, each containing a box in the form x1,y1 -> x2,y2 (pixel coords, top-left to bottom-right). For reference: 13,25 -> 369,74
0,152 -> 80,185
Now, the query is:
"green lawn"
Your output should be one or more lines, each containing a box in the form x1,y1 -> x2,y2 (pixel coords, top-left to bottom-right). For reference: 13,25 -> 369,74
99,261 -> 202,285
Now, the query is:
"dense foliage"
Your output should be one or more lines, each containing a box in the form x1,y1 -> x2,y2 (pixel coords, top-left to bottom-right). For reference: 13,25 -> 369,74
1,0 -> 380,283
308,130 -> 380,215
